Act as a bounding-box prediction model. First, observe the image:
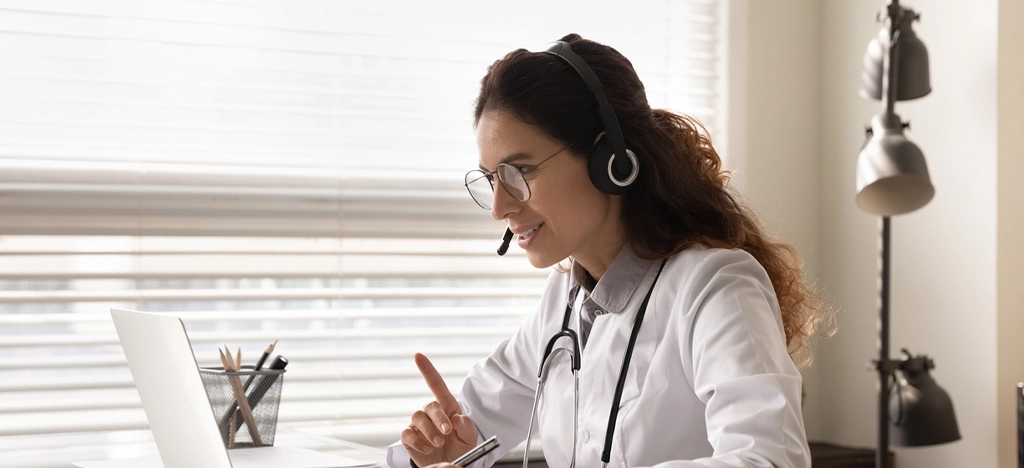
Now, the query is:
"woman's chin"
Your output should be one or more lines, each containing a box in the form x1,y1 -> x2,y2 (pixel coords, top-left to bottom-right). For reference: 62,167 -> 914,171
524,251 -> 560,270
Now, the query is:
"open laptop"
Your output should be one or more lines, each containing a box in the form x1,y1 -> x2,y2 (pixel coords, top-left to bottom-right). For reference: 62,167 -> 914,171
88,308 -> 377,468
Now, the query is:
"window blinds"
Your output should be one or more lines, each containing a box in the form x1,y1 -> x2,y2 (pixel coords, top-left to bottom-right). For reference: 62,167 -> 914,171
0,1 -> 724,466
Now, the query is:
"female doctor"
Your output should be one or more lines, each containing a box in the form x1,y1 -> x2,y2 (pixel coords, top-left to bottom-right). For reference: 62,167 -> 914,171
388,34 -> 829,468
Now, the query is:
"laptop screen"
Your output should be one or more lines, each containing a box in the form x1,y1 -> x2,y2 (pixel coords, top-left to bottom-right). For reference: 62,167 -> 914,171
111,308 -> 234,468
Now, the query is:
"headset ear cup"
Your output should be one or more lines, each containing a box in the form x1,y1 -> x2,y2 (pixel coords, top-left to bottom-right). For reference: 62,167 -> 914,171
588,137 -> 637,195
588,139 -> 618,194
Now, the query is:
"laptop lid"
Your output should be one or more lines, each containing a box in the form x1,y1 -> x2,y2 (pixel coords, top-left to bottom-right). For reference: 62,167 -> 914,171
111,308 -> 233,468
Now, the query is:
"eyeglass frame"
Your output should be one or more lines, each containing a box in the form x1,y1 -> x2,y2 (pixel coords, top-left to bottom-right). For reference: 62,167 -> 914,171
464,140 -> 577,210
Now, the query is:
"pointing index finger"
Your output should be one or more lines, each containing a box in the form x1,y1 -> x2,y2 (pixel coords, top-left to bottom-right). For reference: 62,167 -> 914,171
414,353 -> 460,414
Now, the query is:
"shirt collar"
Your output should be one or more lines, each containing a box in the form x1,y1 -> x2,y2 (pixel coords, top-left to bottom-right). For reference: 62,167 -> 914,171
571,246 -> 659,316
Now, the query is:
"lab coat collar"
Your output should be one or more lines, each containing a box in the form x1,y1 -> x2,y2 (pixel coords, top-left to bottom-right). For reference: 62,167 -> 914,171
572,245 -> 659,316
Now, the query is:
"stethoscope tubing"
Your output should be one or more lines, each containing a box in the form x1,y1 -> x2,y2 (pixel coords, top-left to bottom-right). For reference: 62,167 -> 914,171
525,259 -> 666,468
601,259 -> 665,464
523,345 -> 579,468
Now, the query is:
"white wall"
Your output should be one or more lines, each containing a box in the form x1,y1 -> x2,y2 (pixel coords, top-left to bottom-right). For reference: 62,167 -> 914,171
735,0 -> 1015,467
724,0 -> 825,437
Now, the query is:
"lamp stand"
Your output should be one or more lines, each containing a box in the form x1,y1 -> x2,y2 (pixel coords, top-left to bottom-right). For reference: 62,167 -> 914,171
875,3 -> 899,462
875,216 -> 893,468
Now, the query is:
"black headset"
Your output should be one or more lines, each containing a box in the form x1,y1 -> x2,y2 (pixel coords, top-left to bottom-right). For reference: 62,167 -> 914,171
543,41 -> 639,195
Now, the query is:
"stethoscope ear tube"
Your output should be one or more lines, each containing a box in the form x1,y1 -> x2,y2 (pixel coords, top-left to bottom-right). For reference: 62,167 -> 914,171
538,329 -> 581,377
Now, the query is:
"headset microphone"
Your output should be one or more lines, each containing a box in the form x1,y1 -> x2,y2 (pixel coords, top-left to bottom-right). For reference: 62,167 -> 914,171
497,227 -> 513,256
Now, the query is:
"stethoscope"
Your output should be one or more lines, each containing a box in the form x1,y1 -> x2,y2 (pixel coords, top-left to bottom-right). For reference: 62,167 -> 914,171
522,259 -> 667,468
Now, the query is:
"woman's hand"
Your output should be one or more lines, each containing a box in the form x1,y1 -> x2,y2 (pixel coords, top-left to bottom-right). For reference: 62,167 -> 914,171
401,353 -> 479,467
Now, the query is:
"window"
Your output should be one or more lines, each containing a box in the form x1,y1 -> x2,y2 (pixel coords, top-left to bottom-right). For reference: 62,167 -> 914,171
0,1 -> 725,466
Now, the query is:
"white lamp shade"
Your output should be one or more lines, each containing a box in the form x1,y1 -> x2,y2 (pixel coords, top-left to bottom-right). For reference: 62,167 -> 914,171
856,112 -> 934,215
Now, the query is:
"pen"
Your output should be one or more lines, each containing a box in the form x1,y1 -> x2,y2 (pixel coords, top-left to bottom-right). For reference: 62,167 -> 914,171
452,435 -> 500,467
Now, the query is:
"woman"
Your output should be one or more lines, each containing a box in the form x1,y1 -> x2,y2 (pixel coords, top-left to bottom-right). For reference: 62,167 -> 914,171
388,34 -> 828,468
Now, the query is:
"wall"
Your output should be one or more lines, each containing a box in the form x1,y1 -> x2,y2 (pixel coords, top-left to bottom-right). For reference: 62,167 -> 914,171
735,0 -> 1015,467
723,0 -> 825,436
997,0 -> 1024,466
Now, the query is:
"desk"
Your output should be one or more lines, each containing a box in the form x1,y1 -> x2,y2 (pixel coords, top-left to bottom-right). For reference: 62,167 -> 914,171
479,443 -> 895,468
279,428 -> 387,466
810,442 -> 895,468
59,427 -> 386,468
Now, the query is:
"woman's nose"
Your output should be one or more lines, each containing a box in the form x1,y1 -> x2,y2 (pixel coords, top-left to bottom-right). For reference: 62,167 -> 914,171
490,183 -> 520,221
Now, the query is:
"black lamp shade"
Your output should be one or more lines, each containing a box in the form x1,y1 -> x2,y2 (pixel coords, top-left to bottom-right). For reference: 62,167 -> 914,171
860,7 -> 931,101
889,359 -> 961,447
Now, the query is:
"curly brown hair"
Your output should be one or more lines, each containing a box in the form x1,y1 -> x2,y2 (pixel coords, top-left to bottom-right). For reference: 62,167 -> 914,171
474,34 -> 831,367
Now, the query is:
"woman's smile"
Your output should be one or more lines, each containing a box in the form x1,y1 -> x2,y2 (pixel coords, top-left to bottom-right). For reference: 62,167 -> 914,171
514,222 -> 544,249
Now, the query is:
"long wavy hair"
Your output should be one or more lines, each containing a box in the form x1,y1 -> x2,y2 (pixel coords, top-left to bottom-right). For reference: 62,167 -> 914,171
473,34 -> 831,367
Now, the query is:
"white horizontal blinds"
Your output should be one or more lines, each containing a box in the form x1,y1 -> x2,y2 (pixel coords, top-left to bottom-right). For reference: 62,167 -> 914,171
0,235 -> 546,462
0,0 -> 488,238
0,0 -> 723,466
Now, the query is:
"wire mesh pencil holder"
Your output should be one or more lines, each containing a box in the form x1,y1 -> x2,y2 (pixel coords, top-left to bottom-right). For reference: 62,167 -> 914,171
199,367 -> 286,449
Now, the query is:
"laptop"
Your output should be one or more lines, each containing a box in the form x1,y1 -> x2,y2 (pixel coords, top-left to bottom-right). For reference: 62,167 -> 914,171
80,308 -> 377,468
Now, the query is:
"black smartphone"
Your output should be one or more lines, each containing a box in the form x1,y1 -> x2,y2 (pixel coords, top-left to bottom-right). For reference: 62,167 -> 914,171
451,435 -> 500,467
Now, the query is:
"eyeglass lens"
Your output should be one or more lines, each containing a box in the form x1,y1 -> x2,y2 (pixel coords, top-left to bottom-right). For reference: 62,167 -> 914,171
464,164 -> 531,210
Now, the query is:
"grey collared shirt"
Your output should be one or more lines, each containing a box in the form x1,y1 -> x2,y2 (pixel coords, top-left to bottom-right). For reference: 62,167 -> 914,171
571,246 -> 659,349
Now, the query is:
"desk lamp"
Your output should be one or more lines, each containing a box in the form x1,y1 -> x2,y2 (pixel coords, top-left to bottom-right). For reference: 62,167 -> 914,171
855,1 -> 961,467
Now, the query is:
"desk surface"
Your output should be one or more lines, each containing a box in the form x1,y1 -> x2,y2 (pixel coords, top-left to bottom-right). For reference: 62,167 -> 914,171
1,427 -> 387,468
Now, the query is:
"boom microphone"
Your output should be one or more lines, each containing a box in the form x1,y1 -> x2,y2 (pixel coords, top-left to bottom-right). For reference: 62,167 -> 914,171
497,227 -> 513,256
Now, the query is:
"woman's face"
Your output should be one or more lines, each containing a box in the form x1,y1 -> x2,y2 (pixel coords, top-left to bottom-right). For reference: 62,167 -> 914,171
475,110 -> 624,273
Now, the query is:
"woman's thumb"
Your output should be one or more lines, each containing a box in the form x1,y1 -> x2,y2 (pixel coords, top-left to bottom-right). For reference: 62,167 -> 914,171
451,413 -> 478,445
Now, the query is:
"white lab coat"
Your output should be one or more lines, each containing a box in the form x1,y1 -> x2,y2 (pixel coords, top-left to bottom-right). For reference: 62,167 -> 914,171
387,246 -> 810,468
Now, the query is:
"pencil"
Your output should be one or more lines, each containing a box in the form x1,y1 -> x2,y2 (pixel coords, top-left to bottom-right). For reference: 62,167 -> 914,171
254,340 -> 277,371
243,340 -> 278,393
219,347 -> 263,446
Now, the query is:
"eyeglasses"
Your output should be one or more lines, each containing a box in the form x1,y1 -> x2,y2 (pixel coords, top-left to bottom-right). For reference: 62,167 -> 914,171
464,142 -> 575,210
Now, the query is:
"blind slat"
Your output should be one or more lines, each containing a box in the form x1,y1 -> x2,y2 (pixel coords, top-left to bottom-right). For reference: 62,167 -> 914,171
0,387 -> 436,414
3,327 -> 523,348
0,287 -> 540,304
0,367 -> 472,392
0,308 -> 530,324
0,345 -> 499,370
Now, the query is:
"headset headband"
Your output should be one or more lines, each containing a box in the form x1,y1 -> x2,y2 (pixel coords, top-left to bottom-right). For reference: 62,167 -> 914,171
543,41 -> 631,178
